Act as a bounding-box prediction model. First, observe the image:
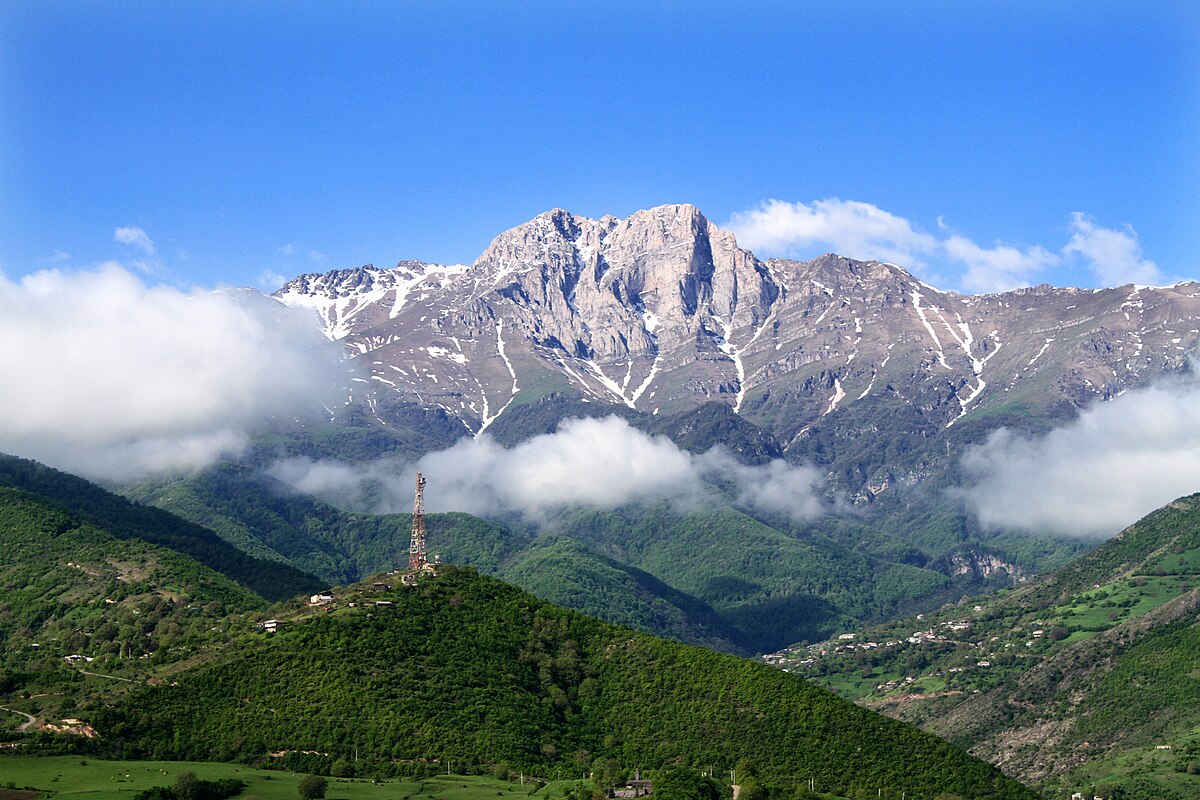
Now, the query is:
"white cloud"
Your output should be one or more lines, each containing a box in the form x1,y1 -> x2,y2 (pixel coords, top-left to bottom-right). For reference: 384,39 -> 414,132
956,371 -> 1200,538
727,198 -> 939,267
114,225 -> 156,256
943,235 -> 1058,293
0,263 -> 348,481
114,225 -> 163,275
698,450 -> 826,519
725,200 -> 1174,293
268,416 -> 827,522
1064,212 -> 1165,287
726,198 -> 1058,291
257,269 -> 289,290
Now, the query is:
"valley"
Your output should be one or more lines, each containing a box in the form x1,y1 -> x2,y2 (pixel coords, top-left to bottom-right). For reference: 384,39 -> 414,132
766,495 -> 1200,799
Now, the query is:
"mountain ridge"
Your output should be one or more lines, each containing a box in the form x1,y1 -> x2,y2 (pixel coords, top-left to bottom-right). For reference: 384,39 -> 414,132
0,453 -> 323,601
274,204 -> 1200,503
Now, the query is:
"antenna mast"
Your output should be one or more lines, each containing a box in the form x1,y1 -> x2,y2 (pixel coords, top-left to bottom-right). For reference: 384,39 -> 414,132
408,472 -> 428,570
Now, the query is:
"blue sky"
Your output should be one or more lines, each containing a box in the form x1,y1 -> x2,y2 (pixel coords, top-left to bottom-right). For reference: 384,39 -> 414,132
2,1 -> 1197,293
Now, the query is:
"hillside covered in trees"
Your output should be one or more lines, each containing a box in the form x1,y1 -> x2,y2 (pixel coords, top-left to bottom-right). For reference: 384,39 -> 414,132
0,454 -> 322,601
769,494 -> 1200,800
95,567 -> 1034,800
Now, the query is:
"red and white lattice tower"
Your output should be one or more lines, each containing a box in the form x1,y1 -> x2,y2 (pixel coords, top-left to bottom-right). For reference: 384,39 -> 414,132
408,472 -> 428,570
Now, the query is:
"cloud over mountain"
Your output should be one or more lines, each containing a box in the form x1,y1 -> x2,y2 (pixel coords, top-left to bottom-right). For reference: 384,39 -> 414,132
0,263 -> 347,480
1064,212 -> 1165,287
726,198 -> 1164,292
268,415 -> 826,522
957,368 -> 1200,537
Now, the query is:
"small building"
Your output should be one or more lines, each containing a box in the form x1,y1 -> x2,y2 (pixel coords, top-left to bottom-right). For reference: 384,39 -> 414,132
610,780 -> 653,798
258,619 -> 280,633
308,593 -> 333,606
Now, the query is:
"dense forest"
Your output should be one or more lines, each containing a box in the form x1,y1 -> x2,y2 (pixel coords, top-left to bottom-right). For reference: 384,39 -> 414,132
126,457 -> 970,653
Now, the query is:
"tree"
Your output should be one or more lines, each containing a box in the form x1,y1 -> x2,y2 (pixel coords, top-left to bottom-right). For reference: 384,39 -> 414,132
298,775 -> 327,800
173,771 -> 201,800
736,774 -> 765,800
654,768 -> 720,800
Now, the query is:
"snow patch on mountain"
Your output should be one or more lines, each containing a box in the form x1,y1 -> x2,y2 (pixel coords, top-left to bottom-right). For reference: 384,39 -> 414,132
276,262 -> 468,340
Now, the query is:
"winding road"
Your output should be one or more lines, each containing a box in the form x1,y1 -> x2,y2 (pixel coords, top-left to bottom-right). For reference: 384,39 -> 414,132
0,705 -> 37,731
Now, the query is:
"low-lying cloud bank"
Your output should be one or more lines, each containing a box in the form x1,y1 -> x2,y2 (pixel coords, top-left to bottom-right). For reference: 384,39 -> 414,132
269,416 -> 826,522
0,263 -> 347,481
957,370 -> 1200,538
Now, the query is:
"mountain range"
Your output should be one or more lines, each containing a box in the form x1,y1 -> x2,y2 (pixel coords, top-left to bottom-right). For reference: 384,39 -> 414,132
275,203 -> 1200,503
56,202 -> 1198,661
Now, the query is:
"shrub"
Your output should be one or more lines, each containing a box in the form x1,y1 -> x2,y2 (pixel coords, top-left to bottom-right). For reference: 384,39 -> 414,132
298,774 -> 328,800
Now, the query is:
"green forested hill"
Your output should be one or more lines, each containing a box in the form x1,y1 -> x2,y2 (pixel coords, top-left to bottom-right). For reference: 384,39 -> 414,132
495,536 -> 745,653
123,461 -> 523,584
95,566 -> 1034,800
0,486 -> 266,712
770,494 -> 1200,800
547,504 -> 954,652
0,454 -> 322,601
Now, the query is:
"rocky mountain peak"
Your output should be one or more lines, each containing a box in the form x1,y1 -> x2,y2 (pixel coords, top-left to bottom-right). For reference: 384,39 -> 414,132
272,204 -> 1200,500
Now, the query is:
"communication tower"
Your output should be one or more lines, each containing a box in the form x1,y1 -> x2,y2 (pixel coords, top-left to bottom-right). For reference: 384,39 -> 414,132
408,472 -> 428,570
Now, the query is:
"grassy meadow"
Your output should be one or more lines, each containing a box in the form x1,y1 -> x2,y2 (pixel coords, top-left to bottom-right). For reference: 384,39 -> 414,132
0,757 -> 563,800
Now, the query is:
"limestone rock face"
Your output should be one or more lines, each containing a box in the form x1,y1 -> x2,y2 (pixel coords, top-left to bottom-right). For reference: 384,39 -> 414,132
274,204 -> 1200,450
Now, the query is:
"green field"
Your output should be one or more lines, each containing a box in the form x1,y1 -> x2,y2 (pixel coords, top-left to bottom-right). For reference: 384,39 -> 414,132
0,757 -> 556,800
